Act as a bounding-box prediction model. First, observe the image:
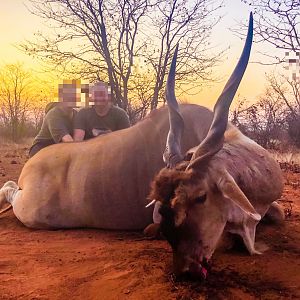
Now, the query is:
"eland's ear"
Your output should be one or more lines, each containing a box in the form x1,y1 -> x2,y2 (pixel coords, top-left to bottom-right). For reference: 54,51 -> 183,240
216,169 -> 261,221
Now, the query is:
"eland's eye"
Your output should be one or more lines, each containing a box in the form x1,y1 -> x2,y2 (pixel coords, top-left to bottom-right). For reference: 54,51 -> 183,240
194,194 -> 206,203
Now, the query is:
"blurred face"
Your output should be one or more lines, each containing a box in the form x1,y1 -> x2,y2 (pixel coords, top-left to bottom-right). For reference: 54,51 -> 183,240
58,82 -> 81,107
90,83 -> 111,107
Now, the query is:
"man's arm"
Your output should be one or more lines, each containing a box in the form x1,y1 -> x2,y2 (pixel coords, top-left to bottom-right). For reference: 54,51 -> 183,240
47,110 -> 73,143
73,109 -> 87,141
73,129 -> 85,141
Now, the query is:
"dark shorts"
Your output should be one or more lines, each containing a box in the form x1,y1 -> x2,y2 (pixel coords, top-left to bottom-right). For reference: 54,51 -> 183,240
29,141 -> 54,158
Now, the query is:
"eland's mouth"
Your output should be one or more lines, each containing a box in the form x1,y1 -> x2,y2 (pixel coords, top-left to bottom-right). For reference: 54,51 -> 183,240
176,257 -> 211,281
188,260 -> 208,280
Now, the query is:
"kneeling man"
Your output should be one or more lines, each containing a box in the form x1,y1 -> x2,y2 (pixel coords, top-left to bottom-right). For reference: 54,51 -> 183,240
29,80 -> 81,157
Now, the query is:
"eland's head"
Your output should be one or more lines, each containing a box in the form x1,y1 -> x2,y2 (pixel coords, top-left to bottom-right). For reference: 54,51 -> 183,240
148,13 -> 269,279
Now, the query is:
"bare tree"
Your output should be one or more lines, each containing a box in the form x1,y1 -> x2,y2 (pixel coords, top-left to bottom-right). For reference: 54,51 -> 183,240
143,0 -> 223,109
127,68 -> 154,122
21,0 -> 223,113
232,95 -> 286,148
236,0 -> 300,64
21,0 -> 154,110
232,72 -> 300,148
266,73 -> 300,116
0,64 -> 32,142
266,72 -> 300,146
30,95 -> 49,133
0,64 -> 50,142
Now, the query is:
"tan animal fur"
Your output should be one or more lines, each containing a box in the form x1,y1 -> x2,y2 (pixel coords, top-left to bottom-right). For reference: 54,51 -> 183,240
148,13 -> 284,276
0,104 -> 215,230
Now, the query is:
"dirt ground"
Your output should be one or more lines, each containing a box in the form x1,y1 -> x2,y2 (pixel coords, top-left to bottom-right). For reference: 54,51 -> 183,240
0,143 -> 299,300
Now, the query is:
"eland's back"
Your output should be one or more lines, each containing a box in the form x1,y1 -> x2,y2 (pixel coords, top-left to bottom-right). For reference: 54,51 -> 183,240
1,104 -> 215,229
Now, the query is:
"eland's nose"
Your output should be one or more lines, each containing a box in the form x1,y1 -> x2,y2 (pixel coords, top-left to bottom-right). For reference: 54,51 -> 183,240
187,262 -> 207,280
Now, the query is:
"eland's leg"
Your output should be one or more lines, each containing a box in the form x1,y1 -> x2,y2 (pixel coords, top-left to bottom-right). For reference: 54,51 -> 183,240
264,201 -> 285,224
0,181 -> 19,208
0,181 -> 36,228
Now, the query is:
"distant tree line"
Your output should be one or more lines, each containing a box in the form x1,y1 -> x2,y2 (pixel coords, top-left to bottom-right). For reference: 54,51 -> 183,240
1,62 -> 299,150
1,0 -> 299,146
231,73 -> 300,149
0,64 -> 48,142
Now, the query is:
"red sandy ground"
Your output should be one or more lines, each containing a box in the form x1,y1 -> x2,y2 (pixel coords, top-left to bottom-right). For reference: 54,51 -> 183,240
0,143 -> 299,300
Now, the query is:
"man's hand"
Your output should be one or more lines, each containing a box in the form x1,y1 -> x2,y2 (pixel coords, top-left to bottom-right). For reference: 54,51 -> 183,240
92,128 -> 112,137
61,134 -> 74,142
73,129 -> 85,141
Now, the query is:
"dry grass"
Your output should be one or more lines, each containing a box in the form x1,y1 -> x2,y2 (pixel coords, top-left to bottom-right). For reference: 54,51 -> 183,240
270,149 -> 300,165
0,137 -> 33,147
270,149 -> 300,175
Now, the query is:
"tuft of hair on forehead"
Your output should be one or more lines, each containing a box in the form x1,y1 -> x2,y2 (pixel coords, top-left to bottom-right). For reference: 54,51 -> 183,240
90,81 -> 111,94
148,164 -> 193,204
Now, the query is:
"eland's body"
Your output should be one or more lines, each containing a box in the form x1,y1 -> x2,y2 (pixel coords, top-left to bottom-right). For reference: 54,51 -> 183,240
0,12 -> 284,280
0,104 -> 214,230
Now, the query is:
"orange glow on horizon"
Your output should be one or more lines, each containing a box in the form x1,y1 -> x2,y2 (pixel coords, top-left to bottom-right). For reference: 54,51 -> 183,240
0,0 -> 286,110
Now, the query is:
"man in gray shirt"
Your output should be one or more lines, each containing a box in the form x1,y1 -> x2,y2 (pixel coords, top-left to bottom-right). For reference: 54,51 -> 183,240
73,82 -> 130,141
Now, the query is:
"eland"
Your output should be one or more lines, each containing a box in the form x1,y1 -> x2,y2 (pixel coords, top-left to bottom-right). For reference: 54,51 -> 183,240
0,14 -> 283,279
147,13 -> 284,278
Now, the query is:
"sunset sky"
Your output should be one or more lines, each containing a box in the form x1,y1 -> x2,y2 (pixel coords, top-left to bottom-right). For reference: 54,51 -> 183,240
0,0 -> 285,109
